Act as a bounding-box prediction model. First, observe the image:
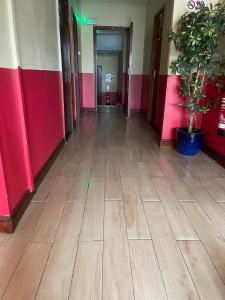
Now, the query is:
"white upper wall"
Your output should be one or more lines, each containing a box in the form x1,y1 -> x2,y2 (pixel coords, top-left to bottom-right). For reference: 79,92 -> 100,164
168,0 -> 218,74
14,0 -> 62,71
143,0 -> 219,75
80,1 -> 146,74
0,0 -> 19,68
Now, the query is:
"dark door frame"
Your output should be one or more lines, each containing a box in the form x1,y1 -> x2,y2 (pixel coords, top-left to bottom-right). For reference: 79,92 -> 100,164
147,7 -> 165,133
59,0 -> 73,139
93,25 -> 130,113
126,22 -> 133,118
72,15 -> 81,120
96,65 -> 102,105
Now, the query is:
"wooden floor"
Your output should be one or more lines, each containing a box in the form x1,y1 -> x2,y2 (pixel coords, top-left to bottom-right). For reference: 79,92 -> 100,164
1,112 -> 225,299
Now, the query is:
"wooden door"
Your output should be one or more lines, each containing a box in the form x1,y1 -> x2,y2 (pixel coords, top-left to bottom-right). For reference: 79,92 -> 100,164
96,66 -> 102,106
148,9 -> 164,131
59,0 -> 73,139
73,16 -> 80,120
126,22 -> 133,118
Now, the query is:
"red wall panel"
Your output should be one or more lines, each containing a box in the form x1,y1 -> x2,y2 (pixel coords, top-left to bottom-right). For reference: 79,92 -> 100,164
140,74 -> 150,118
79,73 -> 95,109
161,75 -> 185,141
129,75 -> 142,110
122,73 -> 128,105
0,68 -> 29,215
22,69 -> 64,177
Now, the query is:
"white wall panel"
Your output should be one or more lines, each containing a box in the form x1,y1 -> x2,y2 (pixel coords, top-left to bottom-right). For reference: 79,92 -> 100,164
0,0 -> 18,68
14,0 -> 62,71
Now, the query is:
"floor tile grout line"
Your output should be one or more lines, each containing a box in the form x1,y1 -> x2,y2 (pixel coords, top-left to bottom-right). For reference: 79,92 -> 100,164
34,176 -> 76,299
67,156 -> 94,300
121,196 -> 136,300
142,202 -> 169,300
177,240 -> 203,300
152,177 -> 200,242
180,201 -> 225,285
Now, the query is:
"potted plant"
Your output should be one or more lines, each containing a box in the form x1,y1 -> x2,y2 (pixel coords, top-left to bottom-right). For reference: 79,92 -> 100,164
169,2 -> 225,155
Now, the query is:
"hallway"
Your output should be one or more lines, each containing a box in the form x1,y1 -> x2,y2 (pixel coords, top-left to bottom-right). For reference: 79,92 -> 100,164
0,112 -> 225,299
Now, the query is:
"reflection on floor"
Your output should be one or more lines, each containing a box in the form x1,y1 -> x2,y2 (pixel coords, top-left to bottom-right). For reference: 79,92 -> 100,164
0,112 -> 225,299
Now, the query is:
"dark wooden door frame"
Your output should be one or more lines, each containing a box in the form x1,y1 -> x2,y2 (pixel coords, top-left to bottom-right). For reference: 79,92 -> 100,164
96,65 -> 102,105
127,22 -> 133,118
147,7 -> 165,132
93,26 -> 130,112
59,0 -> 73,139
72,15 -> 81,120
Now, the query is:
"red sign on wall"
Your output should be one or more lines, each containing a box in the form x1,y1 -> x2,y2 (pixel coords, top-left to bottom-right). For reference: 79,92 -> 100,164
186,0 -> 208,12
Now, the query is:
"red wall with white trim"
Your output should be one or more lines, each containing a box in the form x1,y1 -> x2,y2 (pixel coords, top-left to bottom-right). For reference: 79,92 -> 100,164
0,0 -> 65,217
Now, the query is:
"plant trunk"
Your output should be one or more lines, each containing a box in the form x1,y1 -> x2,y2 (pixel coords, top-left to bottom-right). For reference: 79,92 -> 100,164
188,111 -> 194,133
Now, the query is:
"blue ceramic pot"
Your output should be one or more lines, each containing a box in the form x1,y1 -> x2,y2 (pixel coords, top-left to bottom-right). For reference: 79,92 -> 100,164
176,128 -> 204,156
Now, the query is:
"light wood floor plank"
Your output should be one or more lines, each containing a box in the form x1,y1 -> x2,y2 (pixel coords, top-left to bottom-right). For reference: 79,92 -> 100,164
105,147 -> 118,161
214,178 -> 225,196
3,242 -> 51,300
219,203 -> 225,211
81,146 -> 95,161
36,201 -> 84,300
132,162 -> 150,180
127,142 -> 146,162
58,161 -> 78,178
144,202 -> 200,299
67,176 -> 89,202
31,161 -> 64,202
169,160 -> 194,178
69,241 -> 103,300
122,177 -> 151,239
181,202 -> 225,283
133,161 -> 163,179
80,177 -> 105,241
147,160 -> 164,177
0,203 -> 45,299
158,158 -> 194,200
185,161 -> 225,178
105,159 -> 122,200
137,177 -> 160,202
103,201 -> 134,300
200,178 -> 225,202
0,233 -> 6,243
179,241 -> 225,300
76,159 -> 93,179
159,157 -> 182,179
94,149 -> 106,160
167,178 -> 195,202
33,176 -> 74,242
118,148 -> 134,177
129,240 -> 167,300
91,159 -> 106,177
153,178 -> 198,241
184,178 -> 225,239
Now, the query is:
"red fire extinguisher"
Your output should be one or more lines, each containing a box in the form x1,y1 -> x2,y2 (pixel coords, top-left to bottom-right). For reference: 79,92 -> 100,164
218,98 -> 225,136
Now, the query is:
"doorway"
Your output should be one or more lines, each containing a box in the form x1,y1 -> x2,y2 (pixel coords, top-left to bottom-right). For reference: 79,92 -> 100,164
148,8 -> 164,132
93,26 -> 132,116
58,0 -> 80,139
